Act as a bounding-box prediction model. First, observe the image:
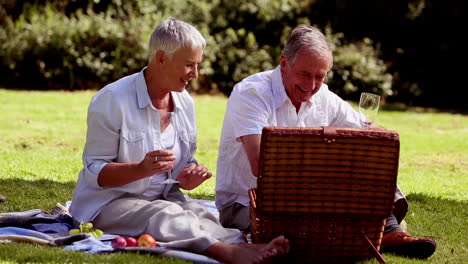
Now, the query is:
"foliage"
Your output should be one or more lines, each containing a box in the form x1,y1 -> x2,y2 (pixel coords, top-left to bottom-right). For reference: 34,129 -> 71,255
0,0 -> 211,90
326,29 -> 393,99
0,0 -> 393,98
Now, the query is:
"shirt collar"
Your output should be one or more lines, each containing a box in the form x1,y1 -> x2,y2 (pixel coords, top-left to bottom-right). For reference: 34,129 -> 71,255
135,67 -> 183,112
171,91 -> 183,112
136,67 -> 151,109
271,66 -> 289,109
271,65 -> 315,110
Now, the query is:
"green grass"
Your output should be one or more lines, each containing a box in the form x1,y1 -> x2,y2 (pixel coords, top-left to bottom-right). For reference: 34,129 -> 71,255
0,89 -> 467,263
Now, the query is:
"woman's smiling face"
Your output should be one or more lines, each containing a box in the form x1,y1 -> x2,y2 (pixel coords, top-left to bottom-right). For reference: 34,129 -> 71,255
163,46 -> 203,93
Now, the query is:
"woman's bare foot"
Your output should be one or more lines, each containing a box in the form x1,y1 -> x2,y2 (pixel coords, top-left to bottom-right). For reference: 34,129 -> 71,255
204,236 -> 290,264
232,245 -> 272,264
241,235 -> 290,257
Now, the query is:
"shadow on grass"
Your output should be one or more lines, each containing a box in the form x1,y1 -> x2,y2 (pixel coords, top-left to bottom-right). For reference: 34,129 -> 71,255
0,178 -> 75,213
0,178 -> 216,213
394,193 -> 468,264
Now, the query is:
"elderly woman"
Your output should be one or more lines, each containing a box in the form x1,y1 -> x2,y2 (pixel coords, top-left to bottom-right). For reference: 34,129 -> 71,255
69,18 -> 288,263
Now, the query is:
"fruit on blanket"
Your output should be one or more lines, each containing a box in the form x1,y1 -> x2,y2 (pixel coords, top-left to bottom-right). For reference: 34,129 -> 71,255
93,229 -> 104,238
125,237 -> 138,247
89,229 -> 104,239
112,236 -> 127,248
69,229 -> 80,236
68,221 -> 104,238
138,233 -> 157,248
84,222 -> 93,230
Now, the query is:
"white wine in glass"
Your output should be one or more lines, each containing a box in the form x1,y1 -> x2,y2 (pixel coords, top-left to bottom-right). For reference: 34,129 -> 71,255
159,112 -> 179,185
359,92 -> 380,128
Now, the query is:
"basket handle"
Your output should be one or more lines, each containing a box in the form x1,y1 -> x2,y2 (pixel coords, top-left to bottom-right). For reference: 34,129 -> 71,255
248,188 -> 257,209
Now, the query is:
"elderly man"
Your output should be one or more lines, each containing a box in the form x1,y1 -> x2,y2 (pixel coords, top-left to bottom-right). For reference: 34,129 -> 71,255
215,24 -> 436,259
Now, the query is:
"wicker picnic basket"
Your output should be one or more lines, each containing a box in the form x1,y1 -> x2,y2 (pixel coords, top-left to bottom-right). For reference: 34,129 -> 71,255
249,126 -> 400,263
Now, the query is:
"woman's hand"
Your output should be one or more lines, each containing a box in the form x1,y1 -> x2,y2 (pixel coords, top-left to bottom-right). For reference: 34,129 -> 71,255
138,149 -> 176,177
177,163 -> 212,190
98,149 -> 175,187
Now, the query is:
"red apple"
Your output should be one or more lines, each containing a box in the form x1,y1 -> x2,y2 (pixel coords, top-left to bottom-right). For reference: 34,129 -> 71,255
125,237 -> 138,247
111,236 -> 127,248
137,233 -> 157,248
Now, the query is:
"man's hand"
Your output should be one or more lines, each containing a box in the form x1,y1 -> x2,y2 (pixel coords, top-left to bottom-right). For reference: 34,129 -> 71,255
368,124 -> 387,131
138,149 -> 176,177
177,163 -> 212,190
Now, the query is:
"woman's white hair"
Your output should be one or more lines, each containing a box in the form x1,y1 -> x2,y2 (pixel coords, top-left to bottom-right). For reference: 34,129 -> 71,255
148,17 -> 206,63
282,24 -> 333,69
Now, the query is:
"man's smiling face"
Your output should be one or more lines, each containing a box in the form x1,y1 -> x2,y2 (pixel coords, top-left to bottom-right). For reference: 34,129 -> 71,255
280,48 -> 331,108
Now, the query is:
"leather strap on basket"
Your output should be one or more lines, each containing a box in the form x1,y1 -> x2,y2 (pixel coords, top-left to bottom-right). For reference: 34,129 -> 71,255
322,126 -> 338,143
323,126 -> 337,138
361,230 -> 386,264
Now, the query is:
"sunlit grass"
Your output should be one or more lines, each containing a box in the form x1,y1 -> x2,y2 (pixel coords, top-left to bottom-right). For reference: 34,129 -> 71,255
0,89 -> 467,263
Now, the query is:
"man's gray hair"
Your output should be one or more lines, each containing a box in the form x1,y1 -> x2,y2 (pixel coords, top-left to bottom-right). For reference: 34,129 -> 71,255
148,17 -> 206,63
282,24 -> 333,68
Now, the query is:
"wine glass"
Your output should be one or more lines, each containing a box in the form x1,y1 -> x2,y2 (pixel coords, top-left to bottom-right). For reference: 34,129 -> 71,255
159,112 -> 178,185
359,92 -> 380,128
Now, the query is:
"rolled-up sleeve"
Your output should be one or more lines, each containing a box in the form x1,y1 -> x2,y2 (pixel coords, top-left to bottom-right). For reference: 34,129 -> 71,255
82,90 -> 121,188
328,92 -> 365,128
229,85 -> 270,139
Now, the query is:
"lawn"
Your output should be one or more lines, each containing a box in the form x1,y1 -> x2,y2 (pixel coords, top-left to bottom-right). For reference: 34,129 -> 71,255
0,89 -> 466,263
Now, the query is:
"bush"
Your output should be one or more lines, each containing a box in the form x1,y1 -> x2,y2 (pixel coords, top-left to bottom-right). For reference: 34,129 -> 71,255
0,0 -> 213,90
0,0 -> 393,98
1,4 -> 147,89
326,29 -> 393,100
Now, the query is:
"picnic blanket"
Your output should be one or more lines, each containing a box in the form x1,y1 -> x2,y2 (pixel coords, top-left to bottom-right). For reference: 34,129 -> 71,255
0,200 -> 221,264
